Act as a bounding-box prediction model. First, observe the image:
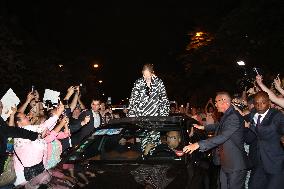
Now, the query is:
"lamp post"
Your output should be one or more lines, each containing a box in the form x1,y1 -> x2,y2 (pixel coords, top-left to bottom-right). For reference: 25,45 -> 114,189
237,61 -> 245,66
237,60 -> 247,76
93,64 -> 99,69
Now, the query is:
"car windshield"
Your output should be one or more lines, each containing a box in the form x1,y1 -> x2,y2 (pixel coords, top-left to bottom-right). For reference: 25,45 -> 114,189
68,124 -> 186,162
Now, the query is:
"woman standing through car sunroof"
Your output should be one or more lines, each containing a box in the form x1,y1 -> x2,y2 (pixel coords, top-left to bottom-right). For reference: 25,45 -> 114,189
127,64 -> 170,117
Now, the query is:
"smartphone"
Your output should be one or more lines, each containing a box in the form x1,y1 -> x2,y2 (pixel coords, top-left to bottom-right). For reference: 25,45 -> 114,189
31,85 -> 35,93
253,67 -> 260,75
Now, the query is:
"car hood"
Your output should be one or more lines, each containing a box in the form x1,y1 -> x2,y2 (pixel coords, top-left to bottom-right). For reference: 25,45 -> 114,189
72,161 -> 186,189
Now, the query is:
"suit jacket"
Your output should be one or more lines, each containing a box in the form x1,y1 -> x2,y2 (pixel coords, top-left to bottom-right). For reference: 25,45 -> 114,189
71,110 -> 102,145
245,108 -> 284,174
198,106 -> 248,172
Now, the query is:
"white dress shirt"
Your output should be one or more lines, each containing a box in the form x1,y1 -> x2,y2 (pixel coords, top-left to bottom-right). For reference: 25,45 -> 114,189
253,109 -> 270,126
92,110 -> 101,128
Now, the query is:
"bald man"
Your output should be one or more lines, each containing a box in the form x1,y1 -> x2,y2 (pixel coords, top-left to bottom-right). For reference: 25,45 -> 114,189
245,91 -> 284,189
183,92 -> 247,189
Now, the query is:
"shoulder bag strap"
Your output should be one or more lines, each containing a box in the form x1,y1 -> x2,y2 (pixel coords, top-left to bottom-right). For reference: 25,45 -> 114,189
13,150 -> 25,168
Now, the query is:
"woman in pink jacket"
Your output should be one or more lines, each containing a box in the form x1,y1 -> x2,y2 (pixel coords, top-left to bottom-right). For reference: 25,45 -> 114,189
13,105 -> 64,186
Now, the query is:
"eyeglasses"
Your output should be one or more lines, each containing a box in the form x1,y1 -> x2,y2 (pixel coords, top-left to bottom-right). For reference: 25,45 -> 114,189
167,136 -> 178,140
215,99 -> 226,104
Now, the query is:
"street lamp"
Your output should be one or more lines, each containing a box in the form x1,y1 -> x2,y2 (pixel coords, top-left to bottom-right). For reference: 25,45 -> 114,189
237,60 -> 245,66
58,64 -> 63,68
98,80 -> 103,84
93,64 -> 99,68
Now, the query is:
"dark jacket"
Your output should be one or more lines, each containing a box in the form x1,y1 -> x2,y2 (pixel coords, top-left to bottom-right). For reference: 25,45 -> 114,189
0,117 -> 38,174
71,110 -> 102,145
198,106 -> 248,172
245,108 -> 284,174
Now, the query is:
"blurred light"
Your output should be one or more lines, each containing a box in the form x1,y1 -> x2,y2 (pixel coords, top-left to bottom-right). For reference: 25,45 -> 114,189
102,93 -> 105,96
93,64 -> 99,68
195,32 -> 203,37
237,61 -> 245,66
98,80 -> 103,83
186,31 -> 214,51
58,64 -> 63,68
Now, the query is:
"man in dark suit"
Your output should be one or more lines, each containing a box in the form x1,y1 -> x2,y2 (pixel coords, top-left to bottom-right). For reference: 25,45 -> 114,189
183,92 -> 247,189
71,98 -> 102,145
245,91 -> 284,189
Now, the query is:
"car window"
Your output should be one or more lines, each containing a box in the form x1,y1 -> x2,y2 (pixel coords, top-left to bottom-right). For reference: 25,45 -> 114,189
68,127 -> 186,162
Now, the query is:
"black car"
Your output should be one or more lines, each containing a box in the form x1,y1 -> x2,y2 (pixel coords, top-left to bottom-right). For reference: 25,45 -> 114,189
26,116 -> 212,189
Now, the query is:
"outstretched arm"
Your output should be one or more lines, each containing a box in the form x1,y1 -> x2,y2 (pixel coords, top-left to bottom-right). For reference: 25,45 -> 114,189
256,75 -> 284,108
205,98 -> 214,114
18,92 -> 34,113
184,115 -> 241,153
274,76 -> 284,96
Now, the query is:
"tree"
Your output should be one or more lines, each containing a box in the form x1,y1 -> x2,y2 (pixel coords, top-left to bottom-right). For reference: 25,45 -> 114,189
179,0 -> 284,105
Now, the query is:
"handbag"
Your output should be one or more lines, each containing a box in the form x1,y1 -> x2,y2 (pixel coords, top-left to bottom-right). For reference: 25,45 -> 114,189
0,155 -> 16,186
14,151 -> 45,181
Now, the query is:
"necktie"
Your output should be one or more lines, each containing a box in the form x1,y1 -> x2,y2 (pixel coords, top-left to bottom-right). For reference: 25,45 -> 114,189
256,115 -> 262,131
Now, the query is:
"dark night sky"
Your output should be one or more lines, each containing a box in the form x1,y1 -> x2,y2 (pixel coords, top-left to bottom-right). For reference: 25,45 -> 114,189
3,0 -> 241,103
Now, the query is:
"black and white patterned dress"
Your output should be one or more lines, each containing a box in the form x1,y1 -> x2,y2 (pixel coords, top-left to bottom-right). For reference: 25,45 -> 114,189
127,75 -> 170,117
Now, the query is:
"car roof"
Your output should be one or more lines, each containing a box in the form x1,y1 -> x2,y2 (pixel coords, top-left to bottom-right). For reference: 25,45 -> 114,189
104,115 -> 198,130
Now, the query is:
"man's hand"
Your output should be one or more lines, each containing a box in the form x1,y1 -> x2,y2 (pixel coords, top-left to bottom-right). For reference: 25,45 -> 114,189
255,75 -> 263,86
62,116 -> 69,125
183,143 -> 200,154
244,121 -> 251,128
27,92 -> 35,102
67,86 -> 75,94
281,136 -> 284,145
274,77 -> 282,90
10,106 -> 17,115
193,124 -> 205,130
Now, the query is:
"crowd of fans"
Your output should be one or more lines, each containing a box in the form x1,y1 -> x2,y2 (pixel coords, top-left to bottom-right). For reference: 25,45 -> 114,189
0,73 -> 284,189
0,85 -> 128,189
